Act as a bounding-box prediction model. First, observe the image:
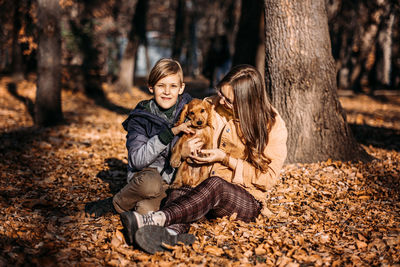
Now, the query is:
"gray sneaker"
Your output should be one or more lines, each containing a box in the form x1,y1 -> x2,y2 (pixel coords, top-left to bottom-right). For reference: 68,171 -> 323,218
120,211 -> 166,245
135,225 -> 196,254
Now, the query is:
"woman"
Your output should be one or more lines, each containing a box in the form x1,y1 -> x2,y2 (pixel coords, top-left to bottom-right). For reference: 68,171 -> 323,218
120,64 -> 288,254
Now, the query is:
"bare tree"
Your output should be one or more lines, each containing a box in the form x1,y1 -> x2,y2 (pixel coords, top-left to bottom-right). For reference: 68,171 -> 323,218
11,0 -> 25,80
35,0 -> 63,126
374,1 -> 395,88
264,0 -> 371,163
115,0 -> 147,93
172,0 -> 186,60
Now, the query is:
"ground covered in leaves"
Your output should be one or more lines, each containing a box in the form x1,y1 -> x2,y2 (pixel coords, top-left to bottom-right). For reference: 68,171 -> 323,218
0,75 -> 399,266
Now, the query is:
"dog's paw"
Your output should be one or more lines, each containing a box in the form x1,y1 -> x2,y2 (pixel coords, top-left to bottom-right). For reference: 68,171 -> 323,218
170,158 -> 181,168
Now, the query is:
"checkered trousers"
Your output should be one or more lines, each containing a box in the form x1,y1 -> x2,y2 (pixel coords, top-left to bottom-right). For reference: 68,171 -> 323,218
161,176 -> 261,234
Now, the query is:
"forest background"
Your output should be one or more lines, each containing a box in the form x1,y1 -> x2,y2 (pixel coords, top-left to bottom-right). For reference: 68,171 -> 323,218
0,0 -> 399,266
1,0 -> 399,94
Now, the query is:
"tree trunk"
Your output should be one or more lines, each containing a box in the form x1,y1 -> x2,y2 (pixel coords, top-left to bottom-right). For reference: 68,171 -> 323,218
79,2 -> 106,98
116,0 -> 147,91
255,10 -> 265,78
375,12 -> 394,87
264,0 -> 371,163
392,14 -> 400,88
11,0 -> 24,81
35,0 -> 63,126
117,38 -> 139,92
224,0 -> 240,58
232,0 -> 263,66
172,0 -> 186,60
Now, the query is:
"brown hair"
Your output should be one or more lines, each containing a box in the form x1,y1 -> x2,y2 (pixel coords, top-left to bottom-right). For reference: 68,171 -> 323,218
217,64 -> 276,172
148,58 -> 184,87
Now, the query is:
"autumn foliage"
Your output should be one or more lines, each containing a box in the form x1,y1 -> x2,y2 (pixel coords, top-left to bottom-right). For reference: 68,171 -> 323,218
0,76 -> 399,266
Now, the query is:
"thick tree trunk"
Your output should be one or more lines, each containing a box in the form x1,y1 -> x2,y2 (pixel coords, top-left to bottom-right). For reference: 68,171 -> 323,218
232,0 -> 263,66
35,0 -> 63,126
264,0 -> 371,163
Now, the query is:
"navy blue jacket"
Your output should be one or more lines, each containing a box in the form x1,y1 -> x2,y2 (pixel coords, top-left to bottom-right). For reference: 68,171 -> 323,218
122,93 -> 192,184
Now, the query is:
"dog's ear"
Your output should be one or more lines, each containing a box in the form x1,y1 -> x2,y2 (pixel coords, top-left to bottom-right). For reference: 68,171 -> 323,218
204,100 -> 214,127
176,103 -> 189,126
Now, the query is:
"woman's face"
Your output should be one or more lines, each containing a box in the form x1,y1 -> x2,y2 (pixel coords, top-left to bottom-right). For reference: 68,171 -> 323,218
218,84 -> 234,110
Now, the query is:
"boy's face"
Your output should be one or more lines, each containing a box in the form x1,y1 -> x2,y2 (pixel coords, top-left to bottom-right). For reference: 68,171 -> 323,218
149,73 -> 185,109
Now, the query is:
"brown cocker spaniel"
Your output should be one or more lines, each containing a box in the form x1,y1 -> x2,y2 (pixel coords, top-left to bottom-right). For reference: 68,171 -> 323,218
170,98 -> 214,187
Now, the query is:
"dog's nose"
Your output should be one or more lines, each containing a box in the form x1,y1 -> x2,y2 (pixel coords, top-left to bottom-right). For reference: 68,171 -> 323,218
196,121 -> 203,126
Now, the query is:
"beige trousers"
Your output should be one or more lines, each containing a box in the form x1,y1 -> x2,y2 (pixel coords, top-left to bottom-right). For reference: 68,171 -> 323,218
112,168 -> 168,214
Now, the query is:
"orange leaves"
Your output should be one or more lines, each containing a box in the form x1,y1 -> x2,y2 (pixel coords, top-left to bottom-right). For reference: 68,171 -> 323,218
1,78 -> 400,265
254,244 -> 267,255
203,245 -> 224,256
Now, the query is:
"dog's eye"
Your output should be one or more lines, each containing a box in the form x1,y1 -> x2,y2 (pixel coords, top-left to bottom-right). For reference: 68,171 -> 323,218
201,109 -> 205,113
190,111 -> 195,115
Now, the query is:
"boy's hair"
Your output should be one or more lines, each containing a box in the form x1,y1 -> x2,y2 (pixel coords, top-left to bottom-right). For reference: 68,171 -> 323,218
148,58 -> 184,87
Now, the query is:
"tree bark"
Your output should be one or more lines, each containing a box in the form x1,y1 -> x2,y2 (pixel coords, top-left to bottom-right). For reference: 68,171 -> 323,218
35,0 -> 63,126
264,0 -> 371,163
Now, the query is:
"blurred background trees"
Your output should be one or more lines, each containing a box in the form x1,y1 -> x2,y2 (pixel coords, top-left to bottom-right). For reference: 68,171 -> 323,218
327,0 -> 400,92
1,0 -> 398,93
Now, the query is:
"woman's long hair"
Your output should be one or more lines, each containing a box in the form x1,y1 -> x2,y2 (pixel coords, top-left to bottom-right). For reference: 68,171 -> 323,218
217,64 -> 276,172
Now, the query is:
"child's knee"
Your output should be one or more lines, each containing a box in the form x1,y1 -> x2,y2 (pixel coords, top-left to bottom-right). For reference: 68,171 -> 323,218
133,168 -> 164,197
135,195 -> 165,214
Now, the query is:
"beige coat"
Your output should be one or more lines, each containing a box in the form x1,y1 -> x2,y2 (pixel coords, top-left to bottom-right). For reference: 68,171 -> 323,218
207,97 -> 288,215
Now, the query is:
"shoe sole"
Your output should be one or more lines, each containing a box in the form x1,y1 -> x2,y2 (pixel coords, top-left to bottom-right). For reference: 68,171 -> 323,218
120,211 -> 139,245
135,225 -> 196,254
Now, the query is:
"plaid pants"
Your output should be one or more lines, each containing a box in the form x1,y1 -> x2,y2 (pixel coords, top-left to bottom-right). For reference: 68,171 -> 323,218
162,176 -> 261,234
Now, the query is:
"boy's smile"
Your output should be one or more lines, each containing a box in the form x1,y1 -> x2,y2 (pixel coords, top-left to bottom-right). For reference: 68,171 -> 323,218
149,74 -> 185,109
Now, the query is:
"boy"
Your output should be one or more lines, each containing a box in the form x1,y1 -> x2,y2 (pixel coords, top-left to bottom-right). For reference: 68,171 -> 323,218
85,58 -> 193,217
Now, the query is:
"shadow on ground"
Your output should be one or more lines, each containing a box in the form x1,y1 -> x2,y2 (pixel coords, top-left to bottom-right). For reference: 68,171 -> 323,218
6,82 -> 35,119
96,158 -> 127,194
350,123 -> 400,152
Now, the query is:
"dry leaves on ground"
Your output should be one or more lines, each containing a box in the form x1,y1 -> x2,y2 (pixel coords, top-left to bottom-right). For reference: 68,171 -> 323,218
0,76 -> 399,266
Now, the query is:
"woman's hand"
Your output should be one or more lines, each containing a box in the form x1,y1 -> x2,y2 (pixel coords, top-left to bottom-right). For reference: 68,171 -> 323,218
190,149 -> 226,164
181,137 -> 204,159
171,121 -> 195,135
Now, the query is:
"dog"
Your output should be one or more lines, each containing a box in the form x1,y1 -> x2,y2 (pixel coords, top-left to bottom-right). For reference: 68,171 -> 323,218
170,98 -> 214,187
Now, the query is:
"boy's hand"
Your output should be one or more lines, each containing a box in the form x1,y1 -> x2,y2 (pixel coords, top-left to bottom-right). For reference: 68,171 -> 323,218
171,121 -> 195,135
